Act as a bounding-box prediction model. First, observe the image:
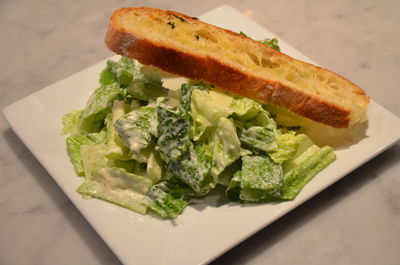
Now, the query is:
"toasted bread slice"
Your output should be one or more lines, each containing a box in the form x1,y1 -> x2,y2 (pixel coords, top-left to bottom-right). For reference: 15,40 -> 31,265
105,7 -> 369,128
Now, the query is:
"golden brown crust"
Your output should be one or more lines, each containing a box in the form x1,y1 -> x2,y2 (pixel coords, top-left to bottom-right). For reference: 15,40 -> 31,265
105,7 -> 369,128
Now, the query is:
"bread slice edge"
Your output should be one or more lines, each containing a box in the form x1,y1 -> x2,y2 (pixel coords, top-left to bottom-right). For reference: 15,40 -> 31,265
105,7 -> 369,128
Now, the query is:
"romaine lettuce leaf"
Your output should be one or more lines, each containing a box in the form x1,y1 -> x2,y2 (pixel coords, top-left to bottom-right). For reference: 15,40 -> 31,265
62,56 -> 337,219
269,132 -> 299,163
237,125 -> 277,153
231,97 -> 280,154
62,109 -> 82,135
238,155 -> 283,200
80,144 -> 111,178
77,167 -> 152,214
260,38 -> 280,51
79,83 -> 125,133
225,171 -> 242,201
99,68 -> 117,85
66,132 -> 105,176
230,97 -> 261,120
226,155 -> 284,202
231,97 -> 277,129
281,136 -> 336,199
146,183 -> 188,218
103,57 -> 168,101
281,134 -> 314,173
114,106 -> 156,154
190,87 -> 233,140
146,151 -> 165,183
168,143 -> 213,194
217,160 -> 242,186
178,80 -> 213,114
129,144 -> 154,163
156,106 -> 191,163
208,117 -> 241,178
105,100 -> 131,159
179,82 -> 194,115
106,57 -> 137,87
227,134 -> 336,202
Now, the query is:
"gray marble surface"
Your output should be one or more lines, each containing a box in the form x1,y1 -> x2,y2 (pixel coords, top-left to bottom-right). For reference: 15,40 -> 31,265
1,0 -> 399,264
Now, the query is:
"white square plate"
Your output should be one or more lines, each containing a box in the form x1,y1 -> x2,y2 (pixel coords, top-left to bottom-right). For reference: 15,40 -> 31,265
4,5 -> 400,265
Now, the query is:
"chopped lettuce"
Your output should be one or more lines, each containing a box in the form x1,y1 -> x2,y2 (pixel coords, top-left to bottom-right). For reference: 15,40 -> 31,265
62,56 -> 336,219
156,106 -> 191,163
80,142 -> 144,178
240,155 -> 280,191
238,126 -> 277,153
190,87 -> 233,140
179,82 -> 195,115
127,77 -> 168,102
146,151 -> 165,183
79,83 -> 125,133
114,106 -> 156,154
99,68 -> 117,85
230,97 -> 262,120
227,155 -> 283,202
156,103 -> 213,194
281,135 -> 336,199
105,101 -> 131,159
232,97 -> 279,153
208,117 -> 241,178
66,132 -> 104,176
77,167 -> 152,214
106,57 -> 136,87
80,144 -> 111,178
227,134 -> 336,202
168,143 -> 212,194
103,57 -> 170,101
146,182 -> 188,218
231,97 -> 278,130
217,160 -> 242,186
269,132 -> 299,163
62,109 -> 82,135
129,144 -> 154,163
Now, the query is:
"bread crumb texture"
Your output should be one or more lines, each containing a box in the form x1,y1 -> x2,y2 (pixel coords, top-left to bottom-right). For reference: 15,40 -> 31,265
107,7 -> 370,128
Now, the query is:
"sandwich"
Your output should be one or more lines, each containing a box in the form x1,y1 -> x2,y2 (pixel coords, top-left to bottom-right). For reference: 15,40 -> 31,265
62,7 -> 369,218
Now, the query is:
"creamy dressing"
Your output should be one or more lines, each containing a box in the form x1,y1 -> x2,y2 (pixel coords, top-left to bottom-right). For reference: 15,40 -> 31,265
114,107 -> 155,153
83,179 -> 148,214
96,167 -> 151,193
177,146 -> 211,193
79,167 -> 154,214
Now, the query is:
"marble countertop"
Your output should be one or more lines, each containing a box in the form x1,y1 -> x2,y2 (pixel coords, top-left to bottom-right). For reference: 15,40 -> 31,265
1,0 -> 399,264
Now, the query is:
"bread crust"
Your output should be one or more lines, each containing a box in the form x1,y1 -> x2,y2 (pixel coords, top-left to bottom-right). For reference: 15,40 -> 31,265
105,7 -> 369,128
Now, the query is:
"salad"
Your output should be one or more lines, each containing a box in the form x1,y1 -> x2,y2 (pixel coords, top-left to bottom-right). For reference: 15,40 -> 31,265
62,40 -> 336,219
